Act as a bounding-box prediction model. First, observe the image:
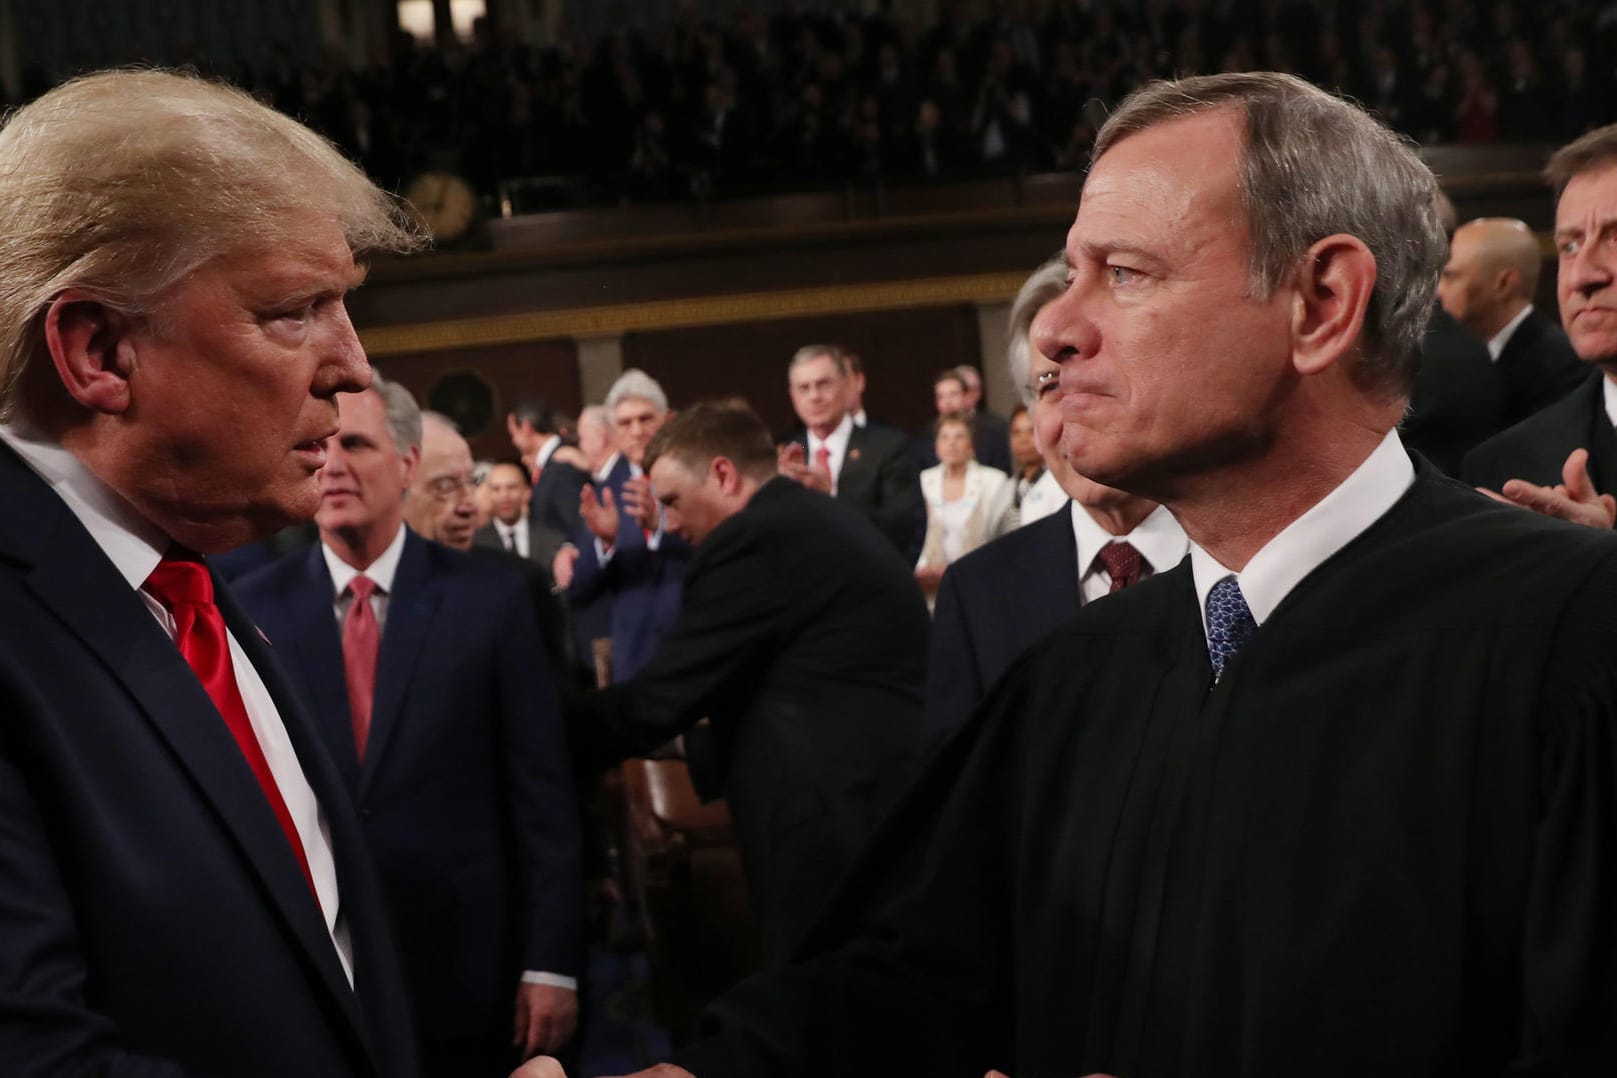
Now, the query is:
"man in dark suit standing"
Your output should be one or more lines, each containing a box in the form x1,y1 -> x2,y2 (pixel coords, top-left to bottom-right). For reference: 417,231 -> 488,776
564,369 -> 692,682
780,344 -> 923,555
237,378 -> 583,1077
927,259 -> 1186,745
1461,130 -> 1617,529
0,70 -> 422,1076
568,401 -> 929,966
1439,216 -> 1589,426
475,458 -> 568,575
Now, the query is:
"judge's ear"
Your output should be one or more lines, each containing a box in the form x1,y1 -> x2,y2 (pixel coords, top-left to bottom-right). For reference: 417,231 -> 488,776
1289,234 -> 1376,378
43,291 -> 140,415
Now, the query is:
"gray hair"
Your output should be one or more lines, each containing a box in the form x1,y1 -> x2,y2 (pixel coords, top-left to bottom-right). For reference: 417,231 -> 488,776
604,368 -> 668,414
0,68 -> 425,423
372,371 -> 423,454
787,344 -> 851,376
1006,258 -> 1069,403
1095,71 -> 1445,399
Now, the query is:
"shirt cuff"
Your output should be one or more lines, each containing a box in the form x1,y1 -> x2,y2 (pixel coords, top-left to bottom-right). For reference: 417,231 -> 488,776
593,537 -> 615,566
520,970 -> 579,991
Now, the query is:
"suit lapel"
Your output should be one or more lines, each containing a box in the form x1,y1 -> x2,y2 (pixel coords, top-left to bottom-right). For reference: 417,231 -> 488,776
0,449 -> 369,1050
1027,503 -> 1084,617
363,531 -> 438,793
837,424 -> 871,502
273,547 -> 363,792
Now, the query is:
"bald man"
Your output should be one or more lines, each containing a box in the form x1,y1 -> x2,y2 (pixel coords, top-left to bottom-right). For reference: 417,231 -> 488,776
1438,216 -> 1588,424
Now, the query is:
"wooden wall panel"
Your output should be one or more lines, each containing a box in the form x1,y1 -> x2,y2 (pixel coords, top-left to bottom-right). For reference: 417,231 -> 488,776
621,305 -> 983,440
374,339 -> 580,462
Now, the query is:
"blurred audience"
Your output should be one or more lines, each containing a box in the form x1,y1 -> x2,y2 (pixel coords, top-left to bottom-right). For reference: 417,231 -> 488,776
914,412 -> 1016,604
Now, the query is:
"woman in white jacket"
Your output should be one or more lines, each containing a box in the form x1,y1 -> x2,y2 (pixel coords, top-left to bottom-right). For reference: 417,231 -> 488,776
915,411 -> 1017,604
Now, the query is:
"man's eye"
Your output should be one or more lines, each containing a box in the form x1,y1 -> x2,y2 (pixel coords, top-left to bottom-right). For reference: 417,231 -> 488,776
1107,264 -> 1141,285
1561,238 -> 1582,258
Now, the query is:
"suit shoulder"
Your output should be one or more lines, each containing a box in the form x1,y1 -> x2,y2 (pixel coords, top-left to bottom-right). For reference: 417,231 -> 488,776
233,546 -> 317,602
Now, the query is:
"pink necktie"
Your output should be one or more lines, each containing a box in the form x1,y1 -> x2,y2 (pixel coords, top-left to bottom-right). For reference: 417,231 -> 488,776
814,445 -> 831,472
343,575 -> 380,760
145,553 -> 316,895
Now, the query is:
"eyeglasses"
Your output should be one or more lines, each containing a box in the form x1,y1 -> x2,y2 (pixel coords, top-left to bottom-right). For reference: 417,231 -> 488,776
424,475 -> 476,501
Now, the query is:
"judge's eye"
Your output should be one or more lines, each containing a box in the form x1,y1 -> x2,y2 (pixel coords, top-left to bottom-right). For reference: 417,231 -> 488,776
1560,238 -> 1581,258
1107,264 -> 1144,286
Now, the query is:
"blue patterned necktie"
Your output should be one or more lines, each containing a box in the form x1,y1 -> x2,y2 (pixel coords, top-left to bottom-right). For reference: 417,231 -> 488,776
1206,575 -> 1257,681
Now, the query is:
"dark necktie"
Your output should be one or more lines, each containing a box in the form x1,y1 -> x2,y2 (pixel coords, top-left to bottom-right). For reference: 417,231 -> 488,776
343,575 -> 380,760
1206,575 -> 1257,681
501,525 -> 516,553
1095,540 -> 1146,592
144,552 -> 316,894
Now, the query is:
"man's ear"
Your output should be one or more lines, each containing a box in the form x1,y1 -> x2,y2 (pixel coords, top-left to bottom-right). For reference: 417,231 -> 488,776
43,291 -> 139,415
711,455 -> 739,494
1291,234 -> 1376,378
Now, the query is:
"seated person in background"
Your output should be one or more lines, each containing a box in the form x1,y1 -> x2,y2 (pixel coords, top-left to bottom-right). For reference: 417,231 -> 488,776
914,411 -> 1017,603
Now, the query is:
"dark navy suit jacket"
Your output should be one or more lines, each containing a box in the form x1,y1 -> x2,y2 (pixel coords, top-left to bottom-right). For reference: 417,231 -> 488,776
925,502 -> 1083,747
0,441 -> 417,1077
236,531 -> 582,1044
567,456 -> 690,682
1462,372 -> 1616,516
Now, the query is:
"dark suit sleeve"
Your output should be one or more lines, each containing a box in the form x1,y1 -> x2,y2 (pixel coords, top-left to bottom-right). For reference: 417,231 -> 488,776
868,436 -> 924,557
0,653 -> 188,1077
491,581 -> 584,977
568,523 -> 791,767
923,565 -> 986,752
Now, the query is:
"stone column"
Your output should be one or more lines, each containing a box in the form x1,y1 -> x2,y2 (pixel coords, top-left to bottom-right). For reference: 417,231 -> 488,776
576,334 -> 624,407
975,300 -> 1018,416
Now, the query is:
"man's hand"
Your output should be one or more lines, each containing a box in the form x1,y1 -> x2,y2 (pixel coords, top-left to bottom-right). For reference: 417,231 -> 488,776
777,442 -> 833,493
599,1067 -> 696,1078
551,544 -> 579,590
513,982 -> 579,1060
508,1056 -> 567,1078
620,474 -> 660,533
1482,448 -> 1617,529
580,483 -> 621,545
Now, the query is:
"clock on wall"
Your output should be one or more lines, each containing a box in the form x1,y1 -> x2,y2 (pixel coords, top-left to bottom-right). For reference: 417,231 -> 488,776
403,170 -> 478,245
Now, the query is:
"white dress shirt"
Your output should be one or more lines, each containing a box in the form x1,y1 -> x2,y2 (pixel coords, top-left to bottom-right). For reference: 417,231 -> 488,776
1017,469 -> 1066,526
1189,428 -> 1415,645
807,413 -> 854,495
495,517 -> 529,559
1073,502 -> 1189,604
322,526 -> 577,992
0,421 -> 354,984
1603,374 -> 1617,429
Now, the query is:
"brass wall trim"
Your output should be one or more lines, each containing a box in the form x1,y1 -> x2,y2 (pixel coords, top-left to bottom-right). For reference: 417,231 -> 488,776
359,271 -> 1033,357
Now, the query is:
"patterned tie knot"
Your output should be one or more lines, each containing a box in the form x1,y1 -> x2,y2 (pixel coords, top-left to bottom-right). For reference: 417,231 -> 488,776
1094,541 -> 1145,592
1205,575 -> 1257,680
348,574 -> 377,603
145,552 -> 214,608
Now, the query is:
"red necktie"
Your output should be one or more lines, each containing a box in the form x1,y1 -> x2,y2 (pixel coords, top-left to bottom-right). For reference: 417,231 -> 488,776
814,445 -> 831,473
1095,541 -> 1146,592
342,575 -> 380,760
144,553 -> 316,895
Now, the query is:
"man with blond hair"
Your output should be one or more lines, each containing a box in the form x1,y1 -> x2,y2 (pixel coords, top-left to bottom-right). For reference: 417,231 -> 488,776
0,70 -> 425,1075
528,71 -> 1617,1078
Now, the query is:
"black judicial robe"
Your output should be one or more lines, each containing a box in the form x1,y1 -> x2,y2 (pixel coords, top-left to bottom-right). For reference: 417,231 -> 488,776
675,466 -> 1617,1078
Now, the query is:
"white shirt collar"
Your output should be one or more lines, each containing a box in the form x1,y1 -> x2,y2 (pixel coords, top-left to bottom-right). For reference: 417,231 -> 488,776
536,435 -> 562,469
595,452 -> 621,483
807,412 -> 854,474
1072,501 -> 1188,582
1487,303 -> 1534,361
1189,428 -> 1415,636
1603,374 -> 1617,430
0,421 -> 169,588
321,523 -> 408,598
